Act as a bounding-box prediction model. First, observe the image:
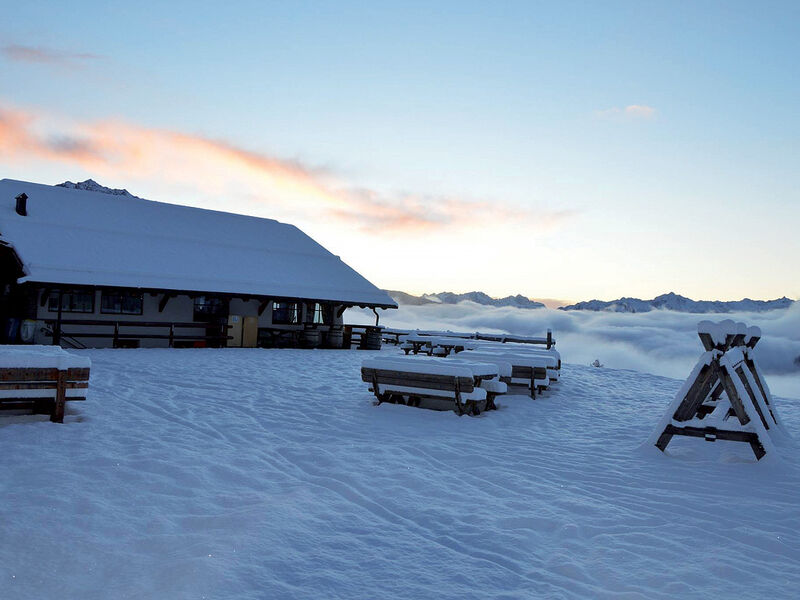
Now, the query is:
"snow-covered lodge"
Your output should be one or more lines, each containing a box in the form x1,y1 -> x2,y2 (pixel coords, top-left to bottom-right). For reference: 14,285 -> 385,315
0,179 -> 396,348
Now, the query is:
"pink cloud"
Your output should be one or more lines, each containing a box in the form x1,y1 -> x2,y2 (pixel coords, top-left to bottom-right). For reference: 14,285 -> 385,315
2,44 -> 101,68
0,101 -> 574,234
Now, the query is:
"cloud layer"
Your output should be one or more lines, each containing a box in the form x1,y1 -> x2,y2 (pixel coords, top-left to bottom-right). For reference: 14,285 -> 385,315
0,101 -> 572,235
2,44 -> 100,68
350,303 -> 800,399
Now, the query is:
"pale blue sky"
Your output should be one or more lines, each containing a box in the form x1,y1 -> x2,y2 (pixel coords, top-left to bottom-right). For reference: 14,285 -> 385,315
1,1 -> 798,301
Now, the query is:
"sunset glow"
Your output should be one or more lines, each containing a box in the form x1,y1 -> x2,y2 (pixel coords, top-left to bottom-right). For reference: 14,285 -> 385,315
1,2 -> 798,302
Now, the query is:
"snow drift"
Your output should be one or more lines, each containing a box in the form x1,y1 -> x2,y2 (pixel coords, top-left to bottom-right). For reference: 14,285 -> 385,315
1,348 -> 798,599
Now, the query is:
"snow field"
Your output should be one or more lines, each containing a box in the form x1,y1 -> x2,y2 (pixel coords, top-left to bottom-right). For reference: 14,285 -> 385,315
1,348 -> 799,599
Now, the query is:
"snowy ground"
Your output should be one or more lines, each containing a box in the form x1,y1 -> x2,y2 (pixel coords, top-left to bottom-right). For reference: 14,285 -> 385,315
2,348 -> 799,599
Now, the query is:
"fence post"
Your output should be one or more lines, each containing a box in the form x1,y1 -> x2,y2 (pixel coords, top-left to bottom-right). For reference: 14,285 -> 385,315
53,290 -> 63,346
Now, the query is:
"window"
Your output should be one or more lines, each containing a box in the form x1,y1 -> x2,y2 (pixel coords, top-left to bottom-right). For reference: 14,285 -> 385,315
312,303 -> 332,325
48,289 -> 94,313
101,290 -> 143,315
272,302 -> 299,325
194,296 -> 227,322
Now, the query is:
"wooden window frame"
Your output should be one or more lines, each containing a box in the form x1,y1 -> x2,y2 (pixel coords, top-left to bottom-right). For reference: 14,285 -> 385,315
193,295 -> 227,322
100,290 -> 144,315
47,289 -> 95,314
272,302 -> 299,325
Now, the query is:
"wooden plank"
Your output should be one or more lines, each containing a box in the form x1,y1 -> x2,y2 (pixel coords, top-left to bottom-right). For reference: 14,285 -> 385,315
0,381 -> 87,390
744,358 -> 774,417
0,396 -> 86,410
364,375 -> 475,393
662,424 -> 766,460
697,332 -> 716,351
735,365 -> 770,430
362,367 -> 474,386
65,367 -> 90,381
719,366 -> 750,425
51,370 -> 67,423
0,368 -> 60,381
672,362 -> 720,421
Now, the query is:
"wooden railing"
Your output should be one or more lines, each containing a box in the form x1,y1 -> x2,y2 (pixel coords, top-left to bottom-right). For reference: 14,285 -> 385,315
381,328 -> 555,349
42,319 -> 231,348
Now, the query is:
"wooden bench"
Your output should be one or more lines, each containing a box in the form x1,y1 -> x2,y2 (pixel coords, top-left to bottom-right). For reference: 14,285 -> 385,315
361,357 -> 504,415
0,346 -> 90,423
0,367 -> 90,423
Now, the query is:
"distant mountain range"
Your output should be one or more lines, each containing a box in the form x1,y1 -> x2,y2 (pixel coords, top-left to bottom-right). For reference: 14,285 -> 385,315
386,290 -> 546,309
388,290 -> 794,313
57,179 -> 140,198
559,292 -> 794,313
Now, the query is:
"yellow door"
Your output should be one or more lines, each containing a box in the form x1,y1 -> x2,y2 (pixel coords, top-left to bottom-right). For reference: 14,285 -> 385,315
242,316 -> 259,348
227,315 -> 243,347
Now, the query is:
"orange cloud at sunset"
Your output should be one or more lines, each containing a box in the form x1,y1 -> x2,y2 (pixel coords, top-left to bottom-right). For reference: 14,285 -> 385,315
0,100 -> 571,235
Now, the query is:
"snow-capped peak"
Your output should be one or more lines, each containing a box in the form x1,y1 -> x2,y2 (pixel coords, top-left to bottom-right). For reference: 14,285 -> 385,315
56,179 -> 140,198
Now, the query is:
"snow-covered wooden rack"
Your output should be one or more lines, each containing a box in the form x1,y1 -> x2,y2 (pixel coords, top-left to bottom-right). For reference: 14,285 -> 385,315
361,356 -> 507,415
0,346 -> 90,423
384,328 -> 555,349
651,320 -> 784,460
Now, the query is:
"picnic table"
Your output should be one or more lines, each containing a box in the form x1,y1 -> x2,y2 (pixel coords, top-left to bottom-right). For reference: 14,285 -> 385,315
400,334 -> 479,357
361,355 -> 507,415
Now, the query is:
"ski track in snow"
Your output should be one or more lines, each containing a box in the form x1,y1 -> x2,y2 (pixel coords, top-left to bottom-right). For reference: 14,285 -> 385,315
1,348 -> 799,599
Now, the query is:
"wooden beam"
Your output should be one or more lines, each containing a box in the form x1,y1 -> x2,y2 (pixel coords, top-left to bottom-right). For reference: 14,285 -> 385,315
657,424 -> 766,460
735,365 -> 770,430
158,293 -> 175,313
719,366 -> 750,426
672,362 -> 720,421
39,287 -> 51,307
697,331 -> 716,351
258,299 -> 271,316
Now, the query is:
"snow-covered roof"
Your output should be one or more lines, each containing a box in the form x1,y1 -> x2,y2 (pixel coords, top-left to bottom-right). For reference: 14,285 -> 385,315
0,179 -> 397,308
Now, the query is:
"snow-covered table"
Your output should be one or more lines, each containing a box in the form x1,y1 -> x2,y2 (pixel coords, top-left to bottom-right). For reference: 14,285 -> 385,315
0,345 -> 91,423
361,356 -> 506,415
399,335 -> 479,357
450,351 -> 553,398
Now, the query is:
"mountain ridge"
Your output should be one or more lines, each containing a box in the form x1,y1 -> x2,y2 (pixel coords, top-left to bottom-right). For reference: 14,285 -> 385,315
387,290 -> 794,313
385,290 -> 546,309
559,292 -> 794,313
56,179 -> 140,198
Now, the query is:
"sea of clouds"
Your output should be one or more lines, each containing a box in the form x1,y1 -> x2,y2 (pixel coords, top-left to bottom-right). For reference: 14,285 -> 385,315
349,302 -> 800,399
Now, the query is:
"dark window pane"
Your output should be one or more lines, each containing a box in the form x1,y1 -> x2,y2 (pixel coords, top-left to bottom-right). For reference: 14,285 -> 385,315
48,290 -> 94,313
100,291 -> 143,315
194,296 -> 226,322
272,302 -> 298,325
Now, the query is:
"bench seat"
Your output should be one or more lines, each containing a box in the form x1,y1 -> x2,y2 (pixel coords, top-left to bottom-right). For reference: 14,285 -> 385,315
0,346 -> 91,423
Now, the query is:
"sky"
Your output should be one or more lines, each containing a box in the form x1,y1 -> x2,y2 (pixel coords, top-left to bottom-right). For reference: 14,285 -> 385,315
1,1 -> 798,303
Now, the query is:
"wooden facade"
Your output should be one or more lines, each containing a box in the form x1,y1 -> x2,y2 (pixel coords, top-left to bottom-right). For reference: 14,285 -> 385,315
0,281 -> 364,349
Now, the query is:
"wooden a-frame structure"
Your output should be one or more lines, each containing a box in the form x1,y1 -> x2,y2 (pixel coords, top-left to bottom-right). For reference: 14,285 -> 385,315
652,320 -> 784,460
